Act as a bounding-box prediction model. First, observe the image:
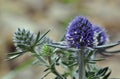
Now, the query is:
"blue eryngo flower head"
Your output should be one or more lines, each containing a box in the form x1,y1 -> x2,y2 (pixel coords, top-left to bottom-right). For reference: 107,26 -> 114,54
93,25 -> 109,46
66,16 -> 94,48
14,28 -> 51,51
13,28 -> 36,51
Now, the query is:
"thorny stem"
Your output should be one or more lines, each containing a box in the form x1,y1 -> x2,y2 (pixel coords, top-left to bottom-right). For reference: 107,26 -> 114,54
51,66 -> 65,79
31,49 -> 65,79
31,49 -> 48,66
48,56 -> 52,64
77,47 -> 86,79
41,71 -> 51,79
48,56 -> 65,79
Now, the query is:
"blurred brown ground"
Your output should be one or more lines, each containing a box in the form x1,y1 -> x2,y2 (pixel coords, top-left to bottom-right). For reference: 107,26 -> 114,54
0,0 -> 120,79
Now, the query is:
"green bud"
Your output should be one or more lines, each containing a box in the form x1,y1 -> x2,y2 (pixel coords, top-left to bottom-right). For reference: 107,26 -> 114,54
41,45 -> 54,57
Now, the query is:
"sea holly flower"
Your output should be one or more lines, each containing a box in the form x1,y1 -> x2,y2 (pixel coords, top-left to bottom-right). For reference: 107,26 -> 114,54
93,25 -> 109,46
66,16 -> 94,48
13,28 -> 50,51
13,28 -> 36,51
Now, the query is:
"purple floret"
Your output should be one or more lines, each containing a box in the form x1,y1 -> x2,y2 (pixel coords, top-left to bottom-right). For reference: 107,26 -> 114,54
93,25 -> 109,46
66,16 -> 94,48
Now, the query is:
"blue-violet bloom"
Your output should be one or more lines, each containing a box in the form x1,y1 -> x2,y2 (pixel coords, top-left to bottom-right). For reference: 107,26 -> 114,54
93,25 -> 109,46
66,16 -> 94,48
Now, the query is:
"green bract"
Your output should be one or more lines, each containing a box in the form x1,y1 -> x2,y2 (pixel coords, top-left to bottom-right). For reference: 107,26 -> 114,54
41,45 -> 54,57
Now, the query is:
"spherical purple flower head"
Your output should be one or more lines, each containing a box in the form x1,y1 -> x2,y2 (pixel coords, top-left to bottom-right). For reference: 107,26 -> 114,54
93,25 -> 109,46
66,16 -> 94,48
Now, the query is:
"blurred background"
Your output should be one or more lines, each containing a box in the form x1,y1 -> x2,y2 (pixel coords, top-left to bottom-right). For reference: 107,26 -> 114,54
0,0 -> 120,79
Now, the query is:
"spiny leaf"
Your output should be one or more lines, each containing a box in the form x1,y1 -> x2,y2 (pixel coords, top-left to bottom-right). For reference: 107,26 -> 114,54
38,30 -> 50,42
48,43 -> 80,52
8,51 -> 23,56
8,54 -> 22,60
102,71 -> 111,79
32,59 -> 40,65
91,58 -> 105,62
8,51 -> 25,60
34,31 -> 40,45
96,67 -> 109,77
105,50 -> 120,53
95,41 -> 120,49
41,71 -> 51,79
44,68 -> 50,72
87,61 -> 96,64
55,57 -> 60,62
87,50 -> 94,58
32,53 -> 48,66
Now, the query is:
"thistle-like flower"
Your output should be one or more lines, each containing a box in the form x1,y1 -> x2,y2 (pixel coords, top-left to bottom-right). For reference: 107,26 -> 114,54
13,28 -> 51,51
66,16 -> 94,48
13,28 -> 36,51
93,25 -> 109,46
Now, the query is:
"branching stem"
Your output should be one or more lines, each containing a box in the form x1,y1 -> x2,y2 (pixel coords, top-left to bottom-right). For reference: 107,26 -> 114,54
48,56 -> 65,79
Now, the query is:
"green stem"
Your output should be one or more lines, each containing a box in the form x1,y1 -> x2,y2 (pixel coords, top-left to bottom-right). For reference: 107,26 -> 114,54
51,66 -> 65,79
31,49 -> 48,66
48,56 -> 65,79
77,48 -> 86,79
48,56 -> 52,65
31,49 -> 65,79
41,71 -> 51,79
